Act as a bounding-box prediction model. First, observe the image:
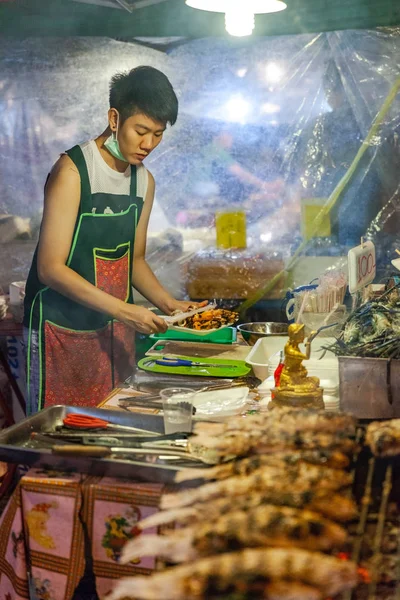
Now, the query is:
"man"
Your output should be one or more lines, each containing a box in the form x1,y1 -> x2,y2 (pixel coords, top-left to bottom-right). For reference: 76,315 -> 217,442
24,66 -> 199,413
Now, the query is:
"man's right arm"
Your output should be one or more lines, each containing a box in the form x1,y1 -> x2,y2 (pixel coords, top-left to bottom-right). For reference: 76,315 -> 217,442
36,155 -> 167,334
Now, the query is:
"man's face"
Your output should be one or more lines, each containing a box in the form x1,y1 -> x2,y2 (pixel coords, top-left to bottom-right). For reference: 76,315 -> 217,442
112,111 -> 166,165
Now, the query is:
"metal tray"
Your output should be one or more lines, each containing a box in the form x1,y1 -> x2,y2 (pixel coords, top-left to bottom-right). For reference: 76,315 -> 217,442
0,405 -> 199,483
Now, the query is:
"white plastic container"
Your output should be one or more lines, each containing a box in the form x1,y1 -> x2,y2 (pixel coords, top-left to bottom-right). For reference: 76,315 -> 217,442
246,336 -> 338,382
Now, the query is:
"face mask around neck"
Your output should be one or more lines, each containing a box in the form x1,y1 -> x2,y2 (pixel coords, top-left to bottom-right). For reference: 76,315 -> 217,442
104,113 -> 127,162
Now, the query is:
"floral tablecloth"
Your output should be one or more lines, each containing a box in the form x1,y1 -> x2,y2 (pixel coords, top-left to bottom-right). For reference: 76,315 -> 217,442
0,468 -> 164,599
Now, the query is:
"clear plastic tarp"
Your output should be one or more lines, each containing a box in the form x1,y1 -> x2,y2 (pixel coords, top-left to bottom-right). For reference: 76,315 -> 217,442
1,30 -> 400,310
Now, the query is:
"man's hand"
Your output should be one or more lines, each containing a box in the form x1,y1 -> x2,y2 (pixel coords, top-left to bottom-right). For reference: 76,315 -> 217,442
116,304 -> 168,334
165,299 -> 208,316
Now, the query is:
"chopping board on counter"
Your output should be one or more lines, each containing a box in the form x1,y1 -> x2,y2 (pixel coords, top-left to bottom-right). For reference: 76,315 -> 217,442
137,355 -> 251,378
145,340 -> 250,362
150,327 -> 237,344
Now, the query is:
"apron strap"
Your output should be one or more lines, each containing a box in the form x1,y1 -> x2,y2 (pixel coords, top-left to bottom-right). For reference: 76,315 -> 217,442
66,145 -> 91,212
129,165 -> 137,198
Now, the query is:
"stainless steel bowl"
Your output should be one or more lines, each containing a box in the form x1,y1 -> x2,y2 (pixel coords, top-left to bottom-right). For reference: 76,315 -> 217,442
237,322 -> 289,346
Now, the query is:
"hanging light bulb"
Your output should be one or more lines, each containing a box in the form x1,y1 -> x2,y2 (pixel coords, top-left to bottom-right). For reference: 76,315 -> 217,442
186,0 -> 287,37
225,7 -> 255,37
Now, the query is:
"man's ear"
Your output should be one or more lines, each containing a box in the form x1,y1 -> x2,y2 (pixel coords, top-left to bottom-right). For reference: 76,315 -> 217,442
108,108 -> 119,132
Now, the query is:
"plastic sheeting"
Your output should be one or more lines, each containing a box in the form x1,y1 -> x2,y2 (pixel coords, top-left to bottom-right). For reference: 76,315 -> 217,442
1,31 -> 400,302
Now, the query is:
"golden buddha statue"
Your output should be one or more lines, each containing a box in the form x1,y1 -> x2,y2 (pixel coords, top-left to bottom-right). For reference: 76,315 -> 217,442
270,323 -> 324,410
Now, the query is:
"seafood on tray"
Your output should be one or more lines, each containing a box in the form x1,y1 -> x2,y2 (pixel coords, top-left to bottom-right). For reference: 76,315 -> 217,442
109,406 -> 359,600
171,307 -> 238,330
122,504 -> 348,563
325,289 -> 400,358
175,448 -> 351,483
161,462 -> 352,510
138,487 -> 358,531
190,408 -> 358,458
192,427 -> 357,458
366,419 -> 400,457
108,547 -> 358,600
193,407 -> 357,436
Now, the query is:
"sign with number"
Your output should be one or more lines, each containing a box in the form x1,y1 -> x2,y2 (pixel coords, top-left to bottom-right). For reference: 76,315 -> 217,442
348,241 -> 376,293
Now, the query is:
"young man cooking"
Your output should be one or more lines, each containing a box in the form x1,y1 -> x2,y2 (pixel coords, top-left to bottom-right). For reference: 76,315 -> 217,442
24,66 -> 200,414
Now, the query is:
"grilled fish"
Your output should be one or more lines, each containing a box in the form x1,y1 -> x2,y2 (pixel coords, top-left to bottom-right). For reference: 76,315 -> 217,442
193,408 -> 356,437
139,488 -> 357,531
192,429 -> 357,458
175,449 -> 350,483
110,577 -> 322,600
123,504 -> 347,563
162,462 -> 352,509
108,547 -> 358,600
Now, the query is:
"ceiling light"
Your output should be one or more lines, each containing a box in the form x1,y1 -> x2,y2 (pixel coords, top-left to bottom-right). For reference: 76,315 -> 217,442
185,0 -> 287,37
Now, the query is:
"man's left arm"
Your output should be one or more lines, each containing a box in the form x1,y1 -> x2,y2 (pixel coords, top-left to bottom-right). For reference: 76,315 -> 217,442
131,171 -> 202,315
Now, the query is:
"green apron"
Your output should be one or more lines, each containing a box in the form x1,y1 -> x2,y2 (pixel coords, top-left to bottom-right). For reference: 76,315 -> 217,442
24,145 -> 143,411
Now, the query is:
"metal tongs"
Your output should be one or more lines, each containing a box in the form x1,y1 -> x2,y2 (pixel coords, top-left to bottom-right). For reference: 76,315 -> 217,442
118,397 -> 197,414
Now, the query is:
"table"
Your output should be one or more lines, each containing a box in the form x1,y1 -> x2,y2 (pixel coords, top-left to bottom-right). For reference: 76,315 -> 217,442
0,337 -> 254,598
0,468 -> 165,599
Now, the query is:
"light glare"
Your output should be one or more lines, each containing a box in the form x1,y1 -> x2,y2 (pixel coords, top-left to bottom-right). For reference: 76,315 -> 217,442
226,95 -> 251,122
261,102 -> 281,114
265,62 -> 284,83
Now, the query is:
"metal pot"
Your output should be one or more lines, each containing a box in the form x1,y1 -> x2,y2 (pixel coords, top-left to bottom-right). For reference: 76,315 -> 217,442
237,322 -> 288,346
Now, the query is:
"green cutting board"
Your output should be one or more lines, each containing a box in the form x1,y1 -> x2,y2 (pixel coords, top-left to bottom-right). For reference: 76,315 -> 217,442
137,355 -> 251,378
150,327 -> 237,344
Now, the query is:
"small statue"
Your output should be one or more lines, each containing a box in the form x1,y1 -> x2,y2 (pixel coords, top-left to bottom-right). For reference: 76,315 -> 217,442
270,323 -> 324,410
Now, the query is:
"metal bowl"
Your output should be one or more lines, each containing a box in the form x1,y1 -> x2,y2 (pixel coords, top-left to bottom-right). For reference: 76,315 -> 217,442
237,322 -> 289,346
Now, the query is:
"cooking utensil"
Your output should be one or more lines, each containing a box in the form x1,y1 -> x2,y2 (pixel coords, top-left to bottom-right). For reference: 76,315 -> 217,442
62,414 -> 157,436
155,357 -> 238,369
31,431 -> 187,444
237,322 -> 289,346
129,370 -> 260,392
163,302 -> 214,325
117,397 -> 197,414
82,436 -> 188,448
51,444 -> 209,463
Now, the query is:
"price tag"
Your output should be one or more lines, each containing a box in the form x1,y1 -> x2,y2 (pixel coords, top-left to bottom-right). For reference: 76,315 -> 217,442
348,240 -> 376,293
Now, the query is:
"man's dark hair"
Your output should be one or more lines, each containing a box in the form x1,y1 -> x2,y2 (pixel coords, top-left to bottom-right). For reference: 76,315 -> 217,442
109,65 -> 178,126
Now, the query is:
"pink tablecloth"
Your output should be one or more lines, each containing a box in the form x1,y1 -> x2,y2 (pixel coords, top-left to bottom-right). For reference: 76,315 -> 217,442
0,468 -> 164,599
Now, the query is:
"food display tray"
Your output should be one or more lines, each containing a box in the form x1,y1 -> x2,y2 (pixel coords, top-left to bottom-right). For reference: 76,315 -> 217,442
0,406 -> 197,484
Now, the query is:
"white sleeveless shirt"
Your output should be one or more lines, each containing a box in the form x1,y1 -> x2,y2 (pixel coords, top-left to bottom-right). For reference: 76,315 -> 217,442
80,140 -> 149,209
